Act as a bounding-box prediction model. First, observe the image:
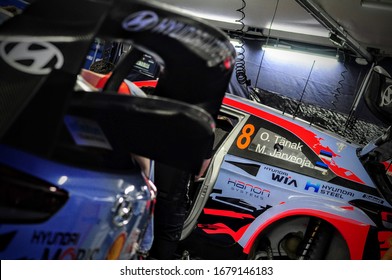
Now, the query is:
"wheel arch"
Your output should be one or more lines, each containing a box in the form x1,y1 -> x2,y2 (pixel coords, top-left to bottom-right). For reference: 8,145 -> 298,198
239,201 -> 375,259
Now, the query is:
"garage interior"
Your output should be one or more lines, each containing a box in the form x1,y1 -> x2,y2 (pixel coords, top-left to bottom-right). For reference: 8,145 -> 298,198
153,0 -> 392,145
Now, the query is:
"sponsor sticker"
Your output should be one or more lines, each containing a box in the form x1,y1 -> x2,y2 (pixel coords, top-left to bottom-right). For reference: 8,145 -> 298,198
122,10 -> 232,67
64,115 -> 112,150
304,181 -> 355,199
380,84 -> 392,107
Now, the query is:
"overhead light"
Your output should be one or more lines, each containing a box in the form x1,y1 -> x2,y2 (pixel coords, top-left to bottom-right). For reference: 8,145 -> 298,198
262,44 -> 338,63
355,57 -> 369,65
361,0 -> 392,11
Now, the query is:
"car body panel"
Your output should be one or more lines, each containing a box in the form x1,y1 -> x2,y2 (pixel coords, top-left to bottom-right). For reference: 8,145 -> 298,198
181,94 -> 392,260
0,144 -> 153,259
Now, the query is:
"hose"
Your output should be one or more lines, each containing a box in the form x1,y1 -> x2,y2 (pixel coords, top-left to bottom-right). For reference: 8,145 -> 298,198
332,52 -> 348,109
234,0 -> 251,86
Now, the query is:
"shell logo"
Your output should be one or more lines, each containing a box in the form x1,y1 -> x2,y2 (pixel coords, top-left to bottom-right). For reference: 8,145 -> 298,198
106,233 -> 126,260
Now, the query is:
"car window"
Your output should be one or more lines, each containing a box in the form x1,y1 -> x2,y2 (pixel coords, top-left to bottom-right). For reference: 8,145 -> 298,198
212,114 -> 238,153
229,115 -> 336,181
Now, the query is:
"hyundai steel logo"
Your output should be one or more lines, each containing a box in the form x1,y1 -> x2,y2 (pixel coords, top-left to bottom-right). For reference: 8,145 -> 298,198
380,85 -> 392,107
0,41 -> 64,75
122,10 -> 159,32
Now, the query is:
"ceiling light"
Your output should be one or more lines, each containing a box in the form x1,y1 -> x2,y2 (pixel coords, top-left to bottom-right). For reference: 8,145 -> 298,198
262,44 -> 338,63
361,0 -> 392,11
355,57 -> 369,65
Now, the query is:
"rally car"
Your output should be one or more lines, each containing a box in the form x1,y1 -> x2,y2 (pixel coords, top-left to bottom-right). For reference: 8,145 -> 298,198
178,67 -> 392,260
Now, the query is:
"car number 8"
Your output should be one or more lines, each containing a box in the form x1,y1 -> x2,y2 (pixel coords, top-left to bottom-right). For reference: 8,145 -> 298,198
236,124 -> 255,149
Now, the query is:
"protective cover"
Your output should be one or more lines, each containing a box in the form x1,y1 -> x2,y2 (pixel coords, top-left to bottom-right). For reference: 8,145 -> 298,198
364,66 -> 392,124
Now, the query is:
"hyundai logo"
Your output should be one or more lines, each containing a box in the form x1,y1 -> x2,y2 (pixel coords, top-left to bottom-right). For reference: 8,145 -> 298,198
122,10 -> 159,32
0,40 -> 64,75
381,85 -> 392,107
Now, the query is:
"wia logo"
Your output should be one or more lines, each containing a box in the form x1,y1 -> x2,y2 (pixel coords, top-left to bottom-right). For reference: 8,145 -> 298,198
271,173 -> 298,187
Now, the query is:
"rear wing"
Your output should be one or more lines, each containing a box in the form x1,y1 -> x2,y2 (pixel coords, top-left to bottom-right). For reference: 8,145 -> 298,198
0,0 -> 109,138
0,0 -> 235,173
99,0 -> 235,117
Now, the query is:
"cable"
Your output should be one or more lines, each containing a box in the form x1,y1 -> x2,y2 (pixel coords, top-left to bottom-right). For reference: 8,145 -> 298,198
255,0 -> 280,87
234,0 -> 251,86
294,59 -> 315,118
332,51 -> 348,109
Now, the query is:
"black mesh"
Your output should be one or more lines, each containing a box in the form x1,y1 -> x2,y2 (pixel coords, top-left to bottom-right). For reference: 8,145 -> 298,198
0,78 -> 45,139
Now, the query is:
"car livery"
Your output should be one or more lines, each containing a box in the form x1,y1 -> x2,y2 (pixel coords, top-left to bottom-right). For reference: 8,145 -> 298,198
0,144 -> 156,260
180,94 -> 392,260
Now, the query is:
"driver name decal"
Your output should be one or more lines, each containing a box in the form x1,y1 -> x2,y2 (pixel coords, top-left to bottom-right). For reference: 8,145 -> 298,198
225,97 -> 366,185
247,126 -> 314,169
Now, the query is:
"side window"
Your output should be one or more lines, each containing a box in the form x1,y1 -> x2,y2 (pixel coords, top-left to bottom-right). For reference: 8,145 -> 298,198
212,114 -> 238,153
229,115 -> 335,181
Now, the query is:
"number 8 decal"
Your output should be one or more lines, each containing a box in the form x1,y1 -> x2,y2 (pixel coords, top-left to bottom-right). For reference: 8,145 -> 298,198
236,124 -> 255,149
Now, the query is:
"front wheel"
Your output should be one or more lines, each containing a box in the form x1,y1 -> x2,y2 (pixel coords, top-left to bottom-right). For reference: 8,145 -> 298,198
249,216 -> 350,260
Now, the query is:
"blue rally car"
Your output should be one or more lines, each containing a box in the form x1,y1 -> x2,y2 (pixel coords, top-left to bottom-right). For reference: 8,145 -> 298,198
0,0 -> 235,259
0,144 -> 157,260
